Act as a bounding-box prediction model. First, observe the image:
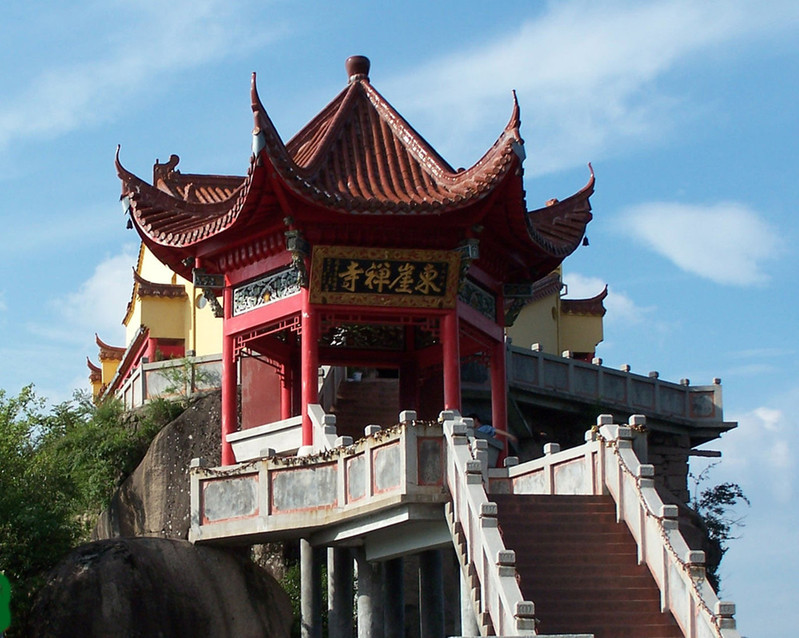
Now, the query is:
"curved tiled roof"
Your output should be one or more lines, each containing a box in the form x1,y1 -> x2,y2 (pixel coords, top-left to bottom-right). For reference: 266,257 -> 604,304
117,56 -> 593,278
152,155 -> 243,203
527,165 -> 595,257
561,284 -> 608,317
117,146 -> 258,248
530,272 -> 564,302
87,357 -> 102,383
131,269 -> 187,299
258,59 -> 524,214
95,333 -> 125,361
123,268 -> 188,325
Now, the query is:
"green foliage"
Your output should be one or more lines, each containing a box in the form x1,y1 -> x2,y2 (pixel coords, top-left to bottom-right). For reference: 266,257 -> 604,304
0,386 -> 80,633
690,464 -> 750,592
157,357 -> 220,403
281,561 -> 302,636
280,559 -> 328,638
0,385 -> 186,634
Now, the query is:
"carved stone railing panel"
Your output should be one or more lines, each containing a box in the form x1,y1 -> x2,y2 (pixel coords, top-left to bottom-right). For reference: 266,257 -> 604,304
232,267 -> 301,316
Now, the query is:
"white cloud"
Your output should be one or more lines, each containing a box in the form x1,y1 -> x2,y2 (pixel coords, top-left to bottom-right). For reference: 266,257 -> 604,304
59,246 -> 139,346
709,400 -> 796,504
563,272 -> 650,325
385,0 -> 799,173
0,0 -> 278,150
5,246 -> 139,399
561,273 -> 604,299
619,201 -> 783,286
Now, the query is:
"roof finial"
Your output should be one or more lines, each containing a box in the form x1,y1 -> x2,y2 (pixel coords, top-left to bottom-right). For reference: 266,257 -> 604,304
346,55 -> 370,83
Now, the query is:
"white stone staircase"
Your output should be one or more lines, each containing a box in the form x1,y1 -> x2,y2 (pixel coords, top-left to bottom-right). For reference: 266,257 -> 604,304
440,412 -> 741,638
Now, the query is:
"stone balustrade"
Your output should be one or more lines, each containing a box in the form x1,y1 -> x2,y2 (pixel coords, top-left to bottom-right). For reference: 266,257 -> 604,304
190,414 -> 448,545
117,354 -> 222,409
443,413 -> 537,636
496,414 -> 740,638
191,405 -> 740,637
504,345 -> 724,425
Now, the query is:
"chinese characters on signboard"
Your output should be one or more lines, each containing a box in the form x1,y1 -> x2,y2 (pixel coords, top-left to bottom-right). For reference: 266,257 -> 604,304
310,246 -> 461,309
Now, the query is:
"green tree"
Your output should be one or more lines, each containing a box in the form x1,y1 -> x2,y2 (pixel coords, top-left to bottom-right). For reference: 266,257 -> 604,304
690,464 -> 750,592
0,386 -> 186,634
0,387 -> 79,632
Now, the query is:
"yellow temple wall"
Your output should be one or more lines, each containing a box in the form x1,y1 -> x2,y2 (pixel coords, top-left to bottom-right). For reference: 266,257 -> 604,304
507,295 -> 560,353
100,359 -> 120,385
187,289 -> 223,356
507,292 -> 604,357
125,299 -> 144,345
140,297 -> 187,340
139,247 -> 175,284
124,245 -> 223,355
559,314 -> 604,356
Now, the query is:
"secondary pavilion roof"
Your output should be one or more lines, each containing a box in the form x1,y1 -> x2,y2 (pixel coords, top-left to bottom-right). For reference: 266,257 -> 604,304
561,286 -> 609,317
117,56 -> 594,284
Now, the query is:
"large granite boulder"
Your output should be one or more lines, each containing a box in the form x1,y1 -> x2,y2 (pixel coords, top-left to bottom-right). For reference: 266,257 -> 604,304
94,391 -> 222,540
26,537 -> 292,638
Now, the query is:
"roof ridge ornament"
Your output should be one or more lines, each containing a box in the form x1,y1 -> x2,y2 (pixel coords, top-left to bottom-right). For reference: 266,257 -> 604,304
345,55 -> 370,83
251,73 -> 267,158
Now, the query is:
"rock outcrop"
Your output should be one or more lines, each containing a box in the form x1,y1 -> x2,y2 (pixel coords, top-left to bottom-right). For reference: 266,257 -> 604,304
94,391 -> 222,540
26,537 -> 292,638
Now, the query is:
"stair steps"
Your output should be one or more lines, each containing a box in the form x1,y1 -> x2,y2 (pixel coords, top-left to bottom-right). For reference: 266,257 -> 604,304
493,493 -> 684,638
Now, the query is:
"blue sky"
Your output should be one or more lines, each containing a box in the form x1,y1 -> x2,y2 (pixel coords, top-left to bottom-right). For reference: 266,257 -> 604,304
1,1 -> 797,634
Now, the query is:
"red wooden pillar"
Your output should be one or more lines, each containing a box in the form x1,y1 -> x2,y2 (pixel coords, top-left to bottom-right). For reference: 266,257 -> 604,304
301,289 -> 319,447
491,336 -> 508,456
280,362 -> 292,421
399,326 -> 418,411
442,310 -> 461,411
221,285 -> 237,465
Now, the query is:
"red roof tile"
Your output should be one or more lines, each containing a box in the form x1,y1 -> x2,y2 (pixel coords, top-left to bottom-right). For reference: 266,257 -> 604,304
527,165 -> 595,256
117,56 -> 594,282
153,154 -> 243,203
87,357 -> 102,383
253,59 -> 523,214
561,284 -> 608,317
95,333 -> 126,361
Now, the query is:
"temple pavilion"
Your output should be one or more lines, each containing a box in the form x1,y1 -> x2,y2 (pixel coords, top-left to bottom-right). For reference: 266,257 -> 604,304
116,55 -> 594,465
108,56 -> 740,637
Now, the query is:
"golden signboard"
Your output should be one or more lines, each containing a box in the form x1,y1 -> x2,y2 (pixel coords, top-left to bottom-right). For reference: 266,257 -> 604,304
310,246 -> 461,309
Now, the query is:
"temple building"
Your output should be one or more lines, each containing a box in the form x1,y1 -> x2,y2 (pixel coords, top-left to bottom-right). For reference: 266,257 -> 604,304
88,244 -> 223,403
102,56 -> 740,637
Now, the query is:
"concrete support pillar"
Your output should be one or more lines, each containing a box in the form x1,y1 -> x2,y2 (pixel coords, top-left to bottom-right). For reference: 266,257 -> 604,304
355,547 -> 383,638
418,549 -> 444,638
300,539 -> 323,638
220,285 -> 236,466
459,566 -> 480,638
442,311 -> 461,412
383,557 -> 405,638
301,289 -> 319,447
328,547 -> 354,638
